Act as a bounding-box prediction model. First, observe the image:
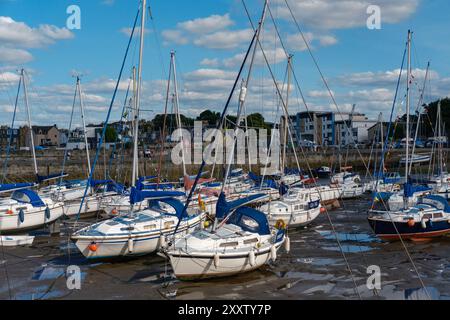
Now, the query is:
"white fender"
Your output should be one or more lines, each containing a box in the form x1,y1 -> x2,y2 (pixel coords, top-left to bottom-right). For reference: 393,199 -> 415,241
270,245 -> 277,261
249,250 -> 256,266
159,235 -> 166,248
421,219 -> 427,229
284,236 -> 290,253
213,254 -> 220,268
128,238 -> 134,253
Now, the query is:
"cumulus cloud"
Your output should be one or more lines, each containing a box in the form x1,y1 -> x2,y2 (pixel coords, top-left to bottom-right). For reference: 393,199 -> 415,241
272,0 -> 419,30
0,16 -> 74,65
178,14 -> 234,34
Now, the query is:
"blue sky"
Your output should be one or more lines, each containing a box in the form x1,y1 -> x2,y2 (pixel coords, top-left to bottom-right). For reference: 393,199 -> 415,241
0,0 -> 449,128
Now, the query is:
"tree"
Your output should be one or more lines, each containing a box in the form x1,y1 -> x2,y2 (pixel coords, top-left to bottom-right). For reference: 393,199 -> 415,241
197,109 -> 220,126
105,126 -> 118,143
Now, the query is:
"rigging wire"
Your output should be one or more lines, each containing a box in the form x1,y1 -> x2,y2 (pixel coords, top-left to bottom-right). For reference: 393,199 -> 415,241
281,0 -> 431,299
241,0 -> 362,299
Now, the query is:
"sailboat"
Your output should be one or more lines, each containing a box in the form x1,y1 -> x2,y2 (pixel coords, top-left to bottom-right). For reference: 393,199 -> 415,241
368,30 -> 450,240
40,76 -> 122,217
260,55 -> 323,228
164,0 -> 287,280
71,0 -> 208,258
0,69 -> 64,233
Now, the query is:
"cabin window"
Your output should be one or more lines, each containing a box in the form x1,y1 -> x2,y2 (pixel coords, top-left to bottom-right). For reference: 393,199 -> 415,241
433,213 -> 443,219
164,221 -> 175,229
240,216 -> 259,232
423,214 -> 433,220
220,242 -> 238,248
144,224 -> 156,230
15,206 -> 27,211
244,238 -> 258,244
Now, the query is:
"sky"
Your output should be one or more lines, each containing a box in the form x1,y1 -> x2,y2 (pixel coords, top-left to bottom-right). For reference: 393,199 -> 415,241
0,0 -> 449,128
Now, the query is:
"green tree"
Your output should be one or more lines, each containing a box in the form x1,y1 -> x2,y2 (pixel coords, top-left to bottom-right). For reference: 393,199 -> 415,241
197,109 -> 220,126
105,126 -> 118,143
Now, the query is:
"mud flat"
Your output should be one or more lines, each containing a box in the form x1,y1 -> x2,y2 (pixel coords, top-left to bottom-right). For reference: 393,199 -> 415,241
0,195 -> 449,300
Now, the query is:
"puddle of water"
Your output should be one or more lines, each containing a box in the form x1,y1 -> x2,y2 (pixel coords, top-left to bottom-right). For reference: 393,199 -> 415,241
32,266 -> 65,281
317,230 -> 381,244
322,245 -> 375,253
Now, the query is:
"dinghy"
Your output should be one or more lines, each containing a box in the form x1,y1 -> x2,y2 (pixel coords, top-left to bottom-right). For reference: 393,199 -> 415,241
0,235 -> 35,247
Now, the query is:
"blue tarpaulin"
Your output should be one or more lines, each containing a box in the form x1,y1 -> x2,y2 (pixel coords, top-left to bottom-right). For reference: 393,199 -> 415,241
129,187 -> 185,205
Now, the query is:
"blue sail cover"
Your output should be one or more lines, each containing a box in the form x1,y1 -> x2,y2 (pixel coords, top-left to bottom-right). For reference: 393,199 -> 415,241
12,189 -> 45,207
403,183 -> 432,198
227,206 -> 271,235
136,176 -> 159,190
90,179 -> 114,187
106,182 -> 128,195
215,192 -> 267,220
37,173 -> 68,183
129,187 -> 185,205
419,195 -> 450,212
148,198 -> 186,219
140,183 -> 174,190
0,183 -> 35,193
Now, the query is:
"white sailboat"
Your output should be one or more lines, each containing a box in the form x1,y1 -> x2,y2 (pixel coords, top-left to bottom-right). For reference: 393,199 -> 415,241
0,69 -> 64,233
71,0 -> 208,259
165,1 -> 287,280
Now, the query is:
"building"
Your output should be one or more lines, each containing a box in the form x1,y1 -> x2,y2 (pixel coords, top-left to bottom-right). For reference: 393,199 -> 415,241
335,116 -> 378,146
21,125 -> 60,148
367,122 -> 390,145
0,126 -> 19,150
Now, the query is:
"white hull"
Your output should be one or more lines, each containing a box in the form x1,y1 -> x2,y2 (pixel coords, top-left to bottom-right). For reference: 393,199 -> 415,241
62,192 -> 115,217
168,241 -> 283,280
267,207 -> 321,228
0,235 -> 35,246
0,205 -> 63,233
72,214 -> 204,259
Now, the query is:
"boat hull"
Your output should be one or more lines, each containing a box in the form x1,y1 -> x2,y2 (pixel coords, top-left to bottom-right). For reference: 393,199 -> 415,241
368,217 -> 450,241
168,241 -> 284,280
0,205 -> 64,233
72,216 -> 203,259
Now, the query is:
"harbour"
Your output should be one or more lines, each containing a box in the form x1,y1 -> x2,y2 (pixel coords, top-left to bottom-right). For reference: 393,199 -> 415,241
1,194 -> 449,300
1,0 -> 450,303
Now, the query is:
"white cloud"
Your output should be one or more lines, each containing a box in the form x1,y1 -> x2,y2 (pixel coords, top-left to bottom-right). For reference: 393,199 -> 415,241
193,29 -> 253,49
161,29 -> 189,45
0,16 -> 74,65
200,58 -> 220,67
273,0 -> 419,30
178,14 -> 233,34
0,16 -> 73,48
119,27 -> 151,37
0,47 -> 33,64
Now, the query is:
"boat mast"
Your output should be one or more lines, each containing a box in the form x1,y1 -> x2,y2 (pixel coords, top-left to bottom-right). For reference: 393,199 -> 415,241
281,55 -> 292,175
409,62 -> 430,176
22,69 -> 38,176
132,0 -> 146,187
77,77 -> 92,176
405,30 -> 412,186
172,51 -> 187,178
437,100 -> 443,177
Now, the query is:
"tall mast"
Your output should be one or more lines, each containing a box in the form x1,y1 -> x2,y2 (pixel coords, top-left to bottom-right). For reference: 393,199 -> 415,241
132,0 -> 146,187
77,77 -> 92,176
22,69 -> 38,176
172,51 -> 187,178
282,55 -> 292,173
405,30 -> 412,186
437,100 -> 443,177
